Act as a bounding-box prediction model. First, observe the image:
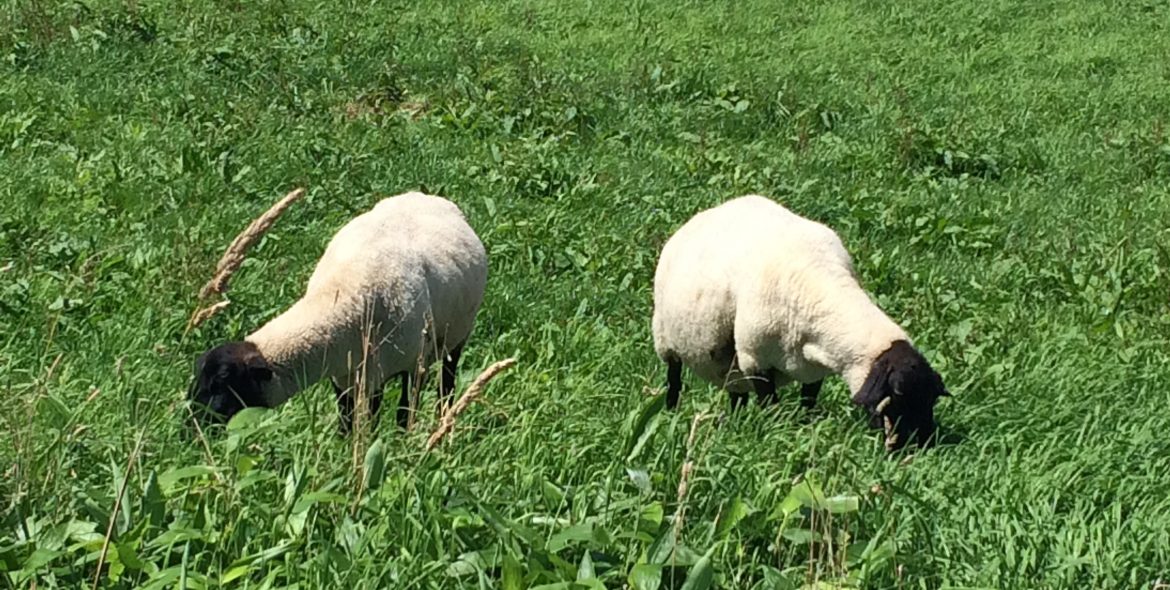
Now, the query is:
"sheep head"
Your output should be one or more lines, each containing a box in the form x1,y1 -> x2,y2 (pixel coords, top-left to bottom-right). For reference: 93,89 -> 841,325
188,341 -> 273,425
855,340 -> 949,452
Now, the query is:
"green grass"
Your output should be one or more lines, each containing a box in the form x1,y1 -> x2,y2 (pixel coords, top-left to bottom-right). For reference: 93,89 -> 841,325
3,0 -> 1170,588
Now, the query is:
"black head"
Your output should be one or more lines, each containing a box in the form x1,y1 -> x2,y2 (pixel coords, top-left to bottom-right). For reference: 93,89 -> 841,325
854,340 -> 949,452
188,341 -> 273,425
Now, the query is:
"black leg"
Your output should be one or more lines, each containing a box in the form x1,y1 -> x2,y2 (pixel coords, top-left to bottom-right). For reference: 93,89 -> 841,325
752,371 -> 777,407
440,342 -> 464,411
665,358 -> 682,410
729,392 -> 748,411
800,380 -> 823,409
333,379 -> 353,436
368,382 -> 384,432
396,371 -> 412,430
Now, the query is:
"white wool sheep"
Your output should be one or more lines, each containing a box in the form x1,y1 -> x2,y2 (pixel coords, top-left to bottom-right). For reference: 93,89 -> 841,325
189,192 -> 488,434
652,195 -> 948,450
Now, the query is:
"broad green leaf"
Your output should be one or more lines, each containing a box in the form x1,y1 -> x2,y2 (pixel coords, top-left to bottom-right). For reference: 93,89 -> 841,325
781,528 -> 824,545
362,438 -> 386,494
640,502 -> 664,530
226,407 -> 269,431
542,480 -> 566,506
475,497 -> 540,545
769,492 -> 803,521
577,551 -> 595,580
158,465 -> 217,493
235,454 -> 260,477
548,522 -> 594,554
713,497 -> 750,540
115,541 -> 146,570
146,527 -> 204,548
291,492 -> 346,515
220,564 -> 251,584
141,471 -> 164,527
624,394 -> 666,461
502,552 -> 524,590
228,541 -> 296,569
23,548 -> 62,571
788,479 -> 827,510
111,460 -> 132,535
626,468 -> 651,493
824,494 -> 859,514
629,563 -> 662,590
678,545 -> 716,590
284,465 -> 307,508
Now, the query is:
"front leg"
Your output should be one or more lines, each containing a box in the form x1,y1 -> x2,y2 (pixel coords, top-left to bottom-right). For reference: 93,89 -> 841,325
799,380 -> 823,410
751,371 -> 778,407
333,379 -> 353,436
729,392 -> 749,411
396,371 -> 412,430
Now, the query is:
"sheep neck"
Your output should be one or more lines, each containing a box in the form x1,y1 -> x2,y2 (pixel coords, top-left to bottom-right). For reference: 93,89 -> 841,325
802,288 -> 908,396
246,299 -> 340,407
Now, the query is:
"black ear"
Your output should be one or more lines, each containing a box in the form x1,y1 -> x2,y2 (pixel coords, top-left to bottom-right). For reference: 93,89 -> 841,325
854,360 -> 890,410
247,364 -> 273,382
194,351 -> 209,375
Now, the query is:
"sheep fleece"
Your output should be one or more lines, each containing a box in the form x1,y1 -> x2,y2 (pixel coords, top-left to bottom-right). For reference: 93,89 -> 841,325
249,192 -> 487,405
652,195 -> 906,395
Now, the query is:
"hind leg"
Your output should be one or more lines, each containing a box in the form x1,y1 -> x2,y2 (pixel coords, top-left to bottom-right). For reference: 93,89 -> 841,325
800,380 -> 823,410
665,358 -> 683,410
439,342 -> 465,414
333,379 -> 353,436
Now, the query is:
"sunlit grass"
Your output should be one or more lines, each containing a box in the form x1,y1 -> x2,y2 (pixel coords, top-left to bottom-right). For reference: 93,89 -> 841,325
2,0 -> 1170,588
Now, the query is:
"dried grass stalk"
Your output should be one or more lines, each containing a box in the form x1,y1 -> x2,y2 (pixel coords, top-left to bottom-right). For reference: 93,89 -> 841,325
92,433 -> 144,590
672,411 -> 711,542
186,187 -> 306,332
186,300 -> 231,331
198,187 -> 306,300
425,358 -> 516,451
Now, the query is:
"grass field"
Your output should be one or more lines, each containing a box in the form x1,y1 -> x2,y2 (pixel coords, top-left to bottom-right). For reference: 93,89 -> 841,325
3,0 -> 1170,588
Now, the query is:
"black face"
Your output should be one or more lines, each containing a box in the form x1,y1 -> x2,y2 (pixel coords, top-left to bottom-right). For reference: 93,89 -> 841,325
855,340 -> 949,451
188,341 -> 273,425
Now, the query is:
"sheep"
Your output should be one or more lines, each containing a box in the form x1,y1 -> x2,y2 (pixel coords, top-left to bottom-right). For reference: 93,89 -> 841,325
188,192 -> 488,435
651,195 -> 949,450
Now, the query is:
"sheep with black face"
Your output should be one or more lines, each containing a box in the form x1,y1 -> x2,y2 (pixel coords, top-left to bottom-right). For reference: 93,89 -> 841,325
188,192 -> 488,434
651,195 -> 949,451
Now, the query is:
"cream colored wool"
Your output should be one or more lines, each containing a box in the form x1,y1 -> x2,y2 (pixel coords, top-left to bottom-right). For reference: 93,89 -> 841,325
247,192 -> 488,406
652,195 -> 908,400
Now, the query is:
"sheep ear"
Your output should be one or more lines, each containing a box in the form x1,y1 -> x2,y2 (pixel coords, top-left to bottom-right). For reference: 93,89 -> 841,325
853,363 -> 889,409
247,364 -> 273,382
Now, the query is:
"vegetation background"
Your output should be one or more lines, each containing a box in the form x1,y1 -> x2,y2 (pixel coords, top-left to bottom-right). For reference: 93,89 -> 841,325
2,0 -> 1169,588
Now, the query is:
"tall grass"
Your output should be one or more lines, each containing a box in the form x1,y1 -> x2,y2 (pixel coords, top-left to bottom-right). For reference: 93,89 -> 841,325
2,0 -> 1170,588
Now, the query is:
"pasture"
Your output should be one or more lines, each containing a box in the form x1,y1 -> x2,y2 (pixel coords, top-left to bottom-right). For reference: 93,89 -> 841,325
2,0 -> 1170,588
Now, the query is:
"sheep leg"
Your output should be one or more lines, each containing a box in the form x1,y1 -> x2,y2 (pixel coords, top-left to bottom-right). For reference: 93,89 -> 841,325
395,371 -> 412,430
800,380 -> 823,409
729,392 -> 748,411
332,379 -> 353,436
439,342 -> 465,413
665,358 -> 683,409
368,383 -> 384,432
751,371 -> 778,407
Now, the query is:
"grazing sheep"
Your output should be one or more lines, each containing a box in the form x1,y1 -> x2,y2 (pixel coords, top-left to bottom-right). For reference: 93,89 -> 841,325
188,192 -> 488,434
651,195 -> 949,450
